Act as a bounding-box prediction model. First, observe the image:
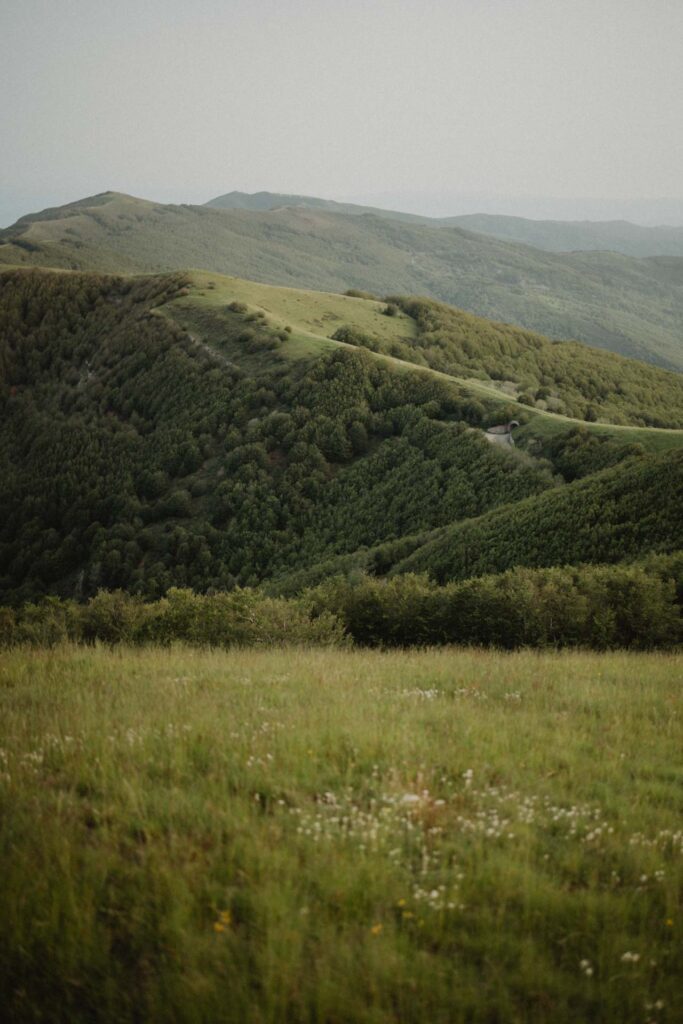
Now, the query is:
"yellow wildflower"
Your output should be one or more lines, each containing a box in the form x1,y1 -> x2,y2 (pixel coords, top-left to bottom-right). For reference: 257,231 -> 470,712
213,922 -> 225,933
219,910 -> 232,925
370,923 -> 383,936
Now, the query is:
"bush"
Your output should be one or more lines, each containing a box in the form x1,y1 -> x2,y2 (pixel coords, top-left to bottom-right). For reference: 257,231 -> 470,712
331,326 -> 379,350
0,589 -> 347,649
10,597 -> 80,647
309,558 -> 683,650
80,590 -> 151,644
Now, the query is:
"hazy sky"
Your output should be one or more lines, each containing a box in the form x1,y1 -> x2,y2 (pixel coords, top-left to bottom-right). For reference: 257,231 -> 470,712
1,0 -> 682,226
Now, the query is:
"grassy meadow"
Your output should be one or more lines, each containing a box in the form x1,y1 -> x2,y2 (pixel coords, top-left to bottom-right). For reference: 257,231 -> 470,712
1,645 -> 681,1023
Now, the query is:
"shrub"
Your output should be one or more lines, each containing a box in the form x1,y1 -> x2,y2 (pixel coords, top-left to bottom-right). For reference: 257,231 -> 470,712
12,597 -> 80,647
0,607 -> 16,646
0,589 -> 347,649
309,560 -> 682,650
79,590 -> 152,644
331,326 -> 379,350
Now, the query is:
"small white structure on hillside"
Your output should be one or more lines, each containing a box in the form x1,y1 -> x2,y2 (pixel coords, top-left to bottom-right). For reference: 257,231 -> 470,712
484,420 -> 520,447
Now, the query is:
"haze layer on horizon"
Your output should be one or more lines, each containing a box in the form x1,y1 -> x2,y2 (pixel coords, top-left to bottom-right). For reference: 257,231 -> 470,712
1,0 -> 682,228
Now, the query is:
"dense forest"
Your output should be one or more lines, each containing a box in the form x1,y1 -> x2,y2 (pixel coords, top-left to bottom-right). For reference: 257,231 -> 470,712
1,266 -> 682,628
393,450 -> 683,582
265,443 -> 683,595
0,269 -> 552,603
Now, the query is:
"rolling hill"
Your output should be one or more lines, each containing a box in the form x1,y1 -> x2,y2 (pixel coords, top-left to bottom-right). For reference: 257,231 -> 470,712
1,264 -> 682,605
447,213 -> 683,258
2,191 -> 683,370
392,450 -> 683,583
208,191 -> 683,258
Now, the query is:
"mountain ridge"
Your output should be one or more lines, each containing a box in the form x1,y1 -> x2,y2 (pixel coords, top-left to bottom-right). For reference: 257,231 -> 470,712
207,191 -> 683,257
2,191 -> 683,371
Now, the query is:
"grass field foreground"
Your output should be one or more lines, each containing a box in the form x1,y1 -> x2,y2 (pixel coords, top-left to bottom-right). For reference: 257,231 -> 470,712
1,645 -> 681,1023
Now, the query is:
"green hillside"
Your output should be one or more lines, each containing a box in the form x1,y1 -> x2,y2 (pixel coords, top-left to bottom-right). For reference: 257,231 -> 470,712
165,271 -> 683,428
267,450 -> 683,595
393,451 -> 683,583
330,293 -> 683,427
208,191 -> 683,259
3,191 -> 683,370
0,267 -> 555,603
2,265 -> 683,606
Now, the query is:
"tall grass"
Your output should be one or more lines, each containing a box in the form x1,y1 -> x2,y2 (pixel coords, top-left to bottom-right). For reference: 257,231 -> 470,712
0,645 -> 680,1023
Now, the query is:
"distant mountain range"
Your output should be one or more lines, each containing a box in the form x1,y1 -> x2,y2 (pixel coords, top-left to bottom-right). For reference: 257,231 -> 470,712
2,190 -> 683,370
208,192 -> 683,258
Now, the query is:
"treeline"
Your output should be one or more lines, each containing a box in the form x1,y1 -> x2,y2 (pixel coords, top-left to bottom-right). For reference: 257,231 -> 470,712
0,269 -> 553,604
334,295 -> 683,427
0,588 -> 345,648
2,554 -> 681,650
310,554 -> 683,649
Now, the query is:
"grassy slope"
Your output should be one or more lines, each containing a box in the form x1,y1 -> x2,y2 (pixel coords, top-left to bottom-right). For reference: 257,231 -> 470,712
177,271 -> 683,447
183,270 -> 417,346
2,192 -> 683,370
1,645 -> 681,1024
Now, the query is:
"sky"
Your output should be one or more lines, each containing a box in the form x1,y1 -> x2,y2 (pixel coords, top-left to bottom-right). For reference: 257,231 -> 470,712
1,0 -> 682,227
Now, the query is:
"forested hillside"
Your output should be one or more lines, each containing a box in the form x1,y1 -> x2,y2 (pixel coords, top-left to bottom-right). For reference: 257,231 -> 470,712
1,266 -> 682,607
0,268 -> 555,603
163,271 -> 683,428
266,442 -> 683,596
392,451 -> 683,583
334,295 -> 683,426
3,191 -> 683,370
